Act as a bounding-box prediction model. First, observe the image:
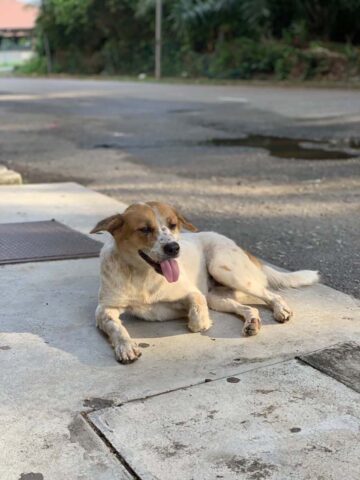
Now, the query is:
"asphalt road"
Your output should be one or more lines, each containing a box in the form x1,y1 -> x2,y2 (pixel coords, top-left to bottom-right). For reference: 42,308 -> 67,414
0,77 -> 359,297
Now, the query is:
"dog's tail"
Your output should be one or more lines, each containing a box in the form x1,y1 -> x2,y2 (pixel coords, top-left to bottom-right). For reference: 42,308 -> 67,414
262,264 -> 319,289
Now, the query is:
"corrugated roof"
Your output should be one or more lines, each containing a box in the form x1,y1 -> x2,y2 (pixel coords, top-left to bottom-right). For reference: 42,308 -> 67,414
0,0 -> 38,30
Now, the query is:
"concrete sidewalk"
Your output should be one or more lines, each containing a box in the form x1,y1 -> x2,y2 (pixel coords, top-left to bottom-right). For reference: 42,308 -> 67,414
0,183 -> 359,480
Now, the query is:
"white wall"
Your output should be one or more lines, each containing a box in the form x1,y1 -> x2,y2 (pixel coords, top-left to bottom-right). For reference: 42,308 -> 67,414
0,49 -> 34,65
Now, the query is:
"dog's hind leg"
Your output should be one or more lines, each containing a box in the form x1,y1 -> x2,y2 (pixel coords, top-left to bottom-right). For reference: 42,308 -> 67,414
207,286 -> 261,336
207,247 -> 293,323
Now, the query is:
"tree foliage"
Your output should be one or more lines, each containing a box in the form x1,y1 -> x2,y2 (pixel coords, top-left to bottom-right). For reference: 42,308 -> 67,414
30,0 -> 360,78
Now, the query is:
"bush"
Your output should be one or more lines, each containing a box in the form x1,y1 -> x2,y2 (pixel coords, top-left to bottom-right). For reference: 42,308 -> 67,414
15,55 -> 48,74
181,38 -> 295,80
179,38 -> 360,81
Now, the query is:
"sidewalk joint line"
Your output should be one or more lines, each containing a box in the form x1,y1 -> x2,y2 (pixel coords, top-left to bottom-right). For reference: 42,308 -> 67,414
87,355 -> 296,415
81,412 -> 142,480
85,342 -> 355,416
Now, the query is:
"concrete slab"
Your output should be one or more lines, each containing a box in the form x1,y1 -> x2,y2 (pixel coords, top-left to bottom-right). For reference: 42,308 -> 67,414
0,183 -> 130,480
88,360 -> 360,480
0,182 -> 359,479
0,259 -> 130,480
0,182 -> 127,235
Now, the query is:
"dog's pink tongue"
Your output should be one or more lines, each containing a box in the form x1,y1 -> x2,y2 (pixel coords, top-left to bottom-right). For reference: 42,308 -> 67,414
160,259 -> 180,283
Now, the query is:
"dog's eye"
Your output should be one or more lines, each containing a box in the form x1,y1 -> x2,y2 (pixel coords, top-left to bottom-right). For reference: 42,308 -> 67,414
169,223 -> 177,230
138,226 -> 153,235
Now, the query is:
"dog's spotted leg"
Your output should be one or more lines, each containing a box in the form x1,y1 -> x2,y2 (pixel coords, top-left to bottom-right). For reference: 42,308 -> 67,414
187,292 -> 212,333
207,288 -> 261,336
96,305 -> 142,364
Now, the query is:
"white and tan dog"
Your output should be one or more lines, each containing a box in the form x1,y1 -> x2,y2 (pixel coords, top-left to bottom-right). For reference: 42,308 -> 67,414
91,201 -> 319,364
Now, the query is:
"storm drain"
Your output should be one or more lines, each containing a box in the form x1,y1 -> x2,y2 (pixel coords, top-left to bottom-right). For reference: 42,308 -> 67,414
0,220 -> 102,265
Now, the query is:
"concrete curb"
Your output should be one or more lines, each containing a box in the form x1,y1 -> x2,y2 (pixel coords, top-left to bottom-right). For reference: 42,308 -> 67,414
0,164 -> 22,185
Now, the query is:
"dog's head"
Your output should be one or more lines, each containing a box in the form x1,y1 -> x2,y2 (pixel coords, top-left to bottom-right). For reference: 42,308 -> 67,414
90,202 -> 197,283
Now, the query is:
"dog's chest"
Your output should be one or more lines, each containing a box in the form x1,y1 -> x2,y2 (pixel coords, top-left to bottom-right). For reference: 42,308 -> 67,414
103,272 -> 181,308
122,280 -> 163,306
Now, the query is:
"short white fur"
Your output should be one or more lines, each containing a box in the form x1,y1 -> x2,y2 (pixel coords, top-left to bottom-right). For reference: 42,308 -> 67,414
94,205 -> 319,364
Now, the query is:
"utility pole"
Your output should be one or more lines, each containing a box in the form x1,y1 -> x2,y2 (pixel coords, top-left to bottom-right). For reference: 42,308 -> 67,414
155,0 -> 162,80
43,34 -> 52,74
41,0 -> 52,74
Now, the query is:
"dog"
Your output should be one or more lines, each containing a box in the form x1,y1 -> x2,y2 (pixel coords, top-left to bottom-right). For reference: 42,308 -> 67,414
91,201 -> 319,364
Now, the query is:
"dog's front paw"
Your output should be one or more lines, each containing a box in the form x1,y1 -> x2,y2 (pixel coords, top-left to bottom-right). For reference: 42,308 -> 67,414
188,314 -> 212,333
114,341 -> 142,364
273,303 -> 293,323
243,316 -> 261,336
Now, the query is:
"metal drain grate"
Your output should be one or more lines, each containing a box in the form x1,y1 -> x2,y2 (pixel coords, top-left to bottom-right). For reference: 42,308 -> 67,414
0,220 -> 102,265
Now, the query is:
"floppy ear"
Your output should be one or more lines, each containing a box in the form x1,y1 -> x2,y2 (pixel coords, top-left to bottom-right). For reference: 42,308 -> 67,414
176,209 -> 198,232
90,214 -> 124,235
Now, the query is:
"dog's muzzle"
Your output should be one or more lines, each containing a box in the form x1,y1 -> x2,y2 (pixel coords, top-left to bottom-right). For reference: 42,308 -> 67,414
163,242 -> 180,258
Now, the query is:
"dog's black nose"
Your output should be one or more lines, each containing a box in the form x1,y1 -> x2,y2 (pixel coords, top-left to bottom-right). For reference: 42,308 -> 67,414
163,242 -> 180,257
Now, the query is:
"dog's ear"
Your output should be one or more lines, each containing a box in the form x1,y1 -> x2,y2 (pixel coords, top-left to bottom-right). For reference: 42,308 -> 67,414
90,214 -> 124,235
175,209 -> 198,232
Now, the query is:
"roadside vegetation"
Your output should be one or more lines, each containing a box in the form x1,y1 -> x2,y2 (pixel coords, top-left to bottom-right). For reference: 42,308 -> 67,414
18,0 -> 360,82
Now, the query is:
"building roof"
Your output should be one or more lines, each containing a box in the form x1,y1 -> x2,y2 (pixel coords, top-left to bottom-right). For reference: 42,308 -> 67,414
0,0 -> 38,31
